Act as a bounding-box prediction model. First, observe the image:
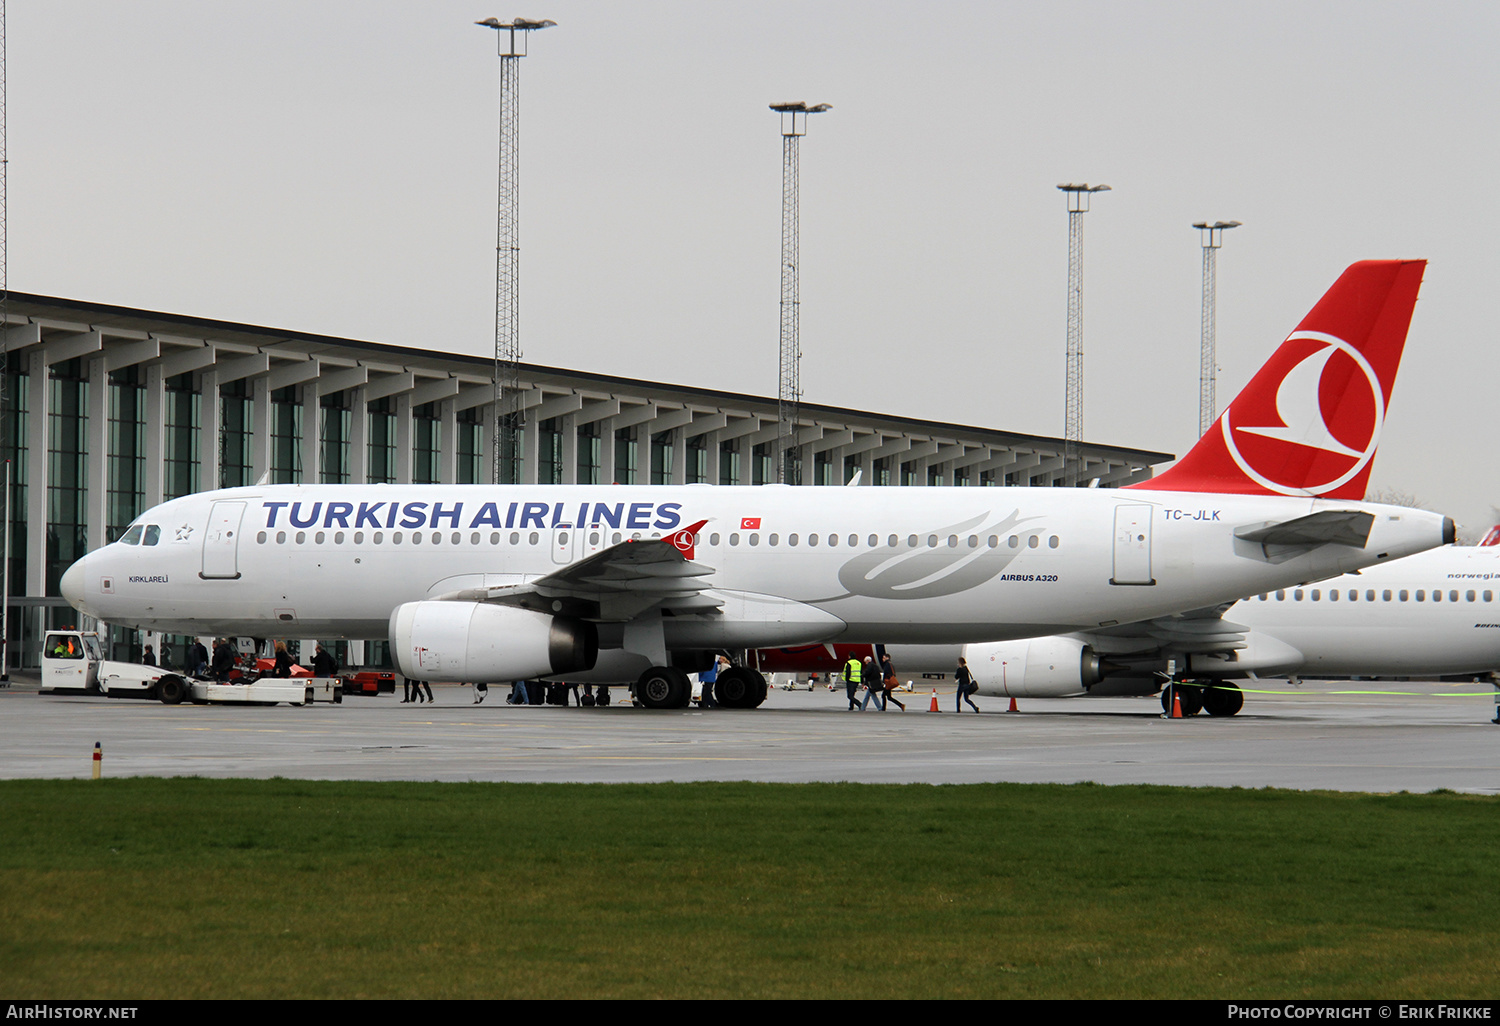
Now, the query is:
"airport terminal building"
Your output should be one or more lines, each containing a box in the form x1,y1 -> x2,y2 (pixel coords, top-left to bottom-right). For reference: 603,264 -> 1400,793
0,292 -> 1172,668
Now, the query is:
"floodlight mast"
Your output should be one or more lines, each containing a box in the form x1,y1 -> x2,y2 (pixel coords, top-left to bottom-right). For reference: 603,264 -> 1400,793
1057,183 -> 1109,486
477,17 -> 555,485
771,102 -> 830,486
1193,220 -> 1241,437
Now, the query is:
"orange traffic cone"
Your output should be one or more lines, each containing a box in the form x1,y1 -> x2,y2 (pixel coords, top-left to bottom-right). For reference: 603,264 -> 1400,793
1170,686 -> 1183,719
929,688 -> 940,712
1008,696 -> 1018,712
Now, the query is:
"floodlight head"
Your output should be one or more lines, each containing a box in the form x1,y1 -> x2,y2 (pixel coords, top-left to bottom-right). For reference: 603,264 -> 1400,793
476,17 -> 556,30
1057,183 -> 1111,193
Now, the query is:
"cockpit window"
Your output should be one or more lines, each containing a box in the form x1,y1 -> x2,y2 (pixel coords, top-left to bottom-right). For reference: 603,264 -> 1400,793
144,525 -> 161,546
120,525 -> 144,546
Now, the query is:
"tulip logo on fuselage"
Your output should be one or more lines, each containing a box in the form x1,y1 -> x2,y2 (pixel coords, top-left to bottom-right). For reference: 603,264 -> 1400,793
834,509 -> 1045,601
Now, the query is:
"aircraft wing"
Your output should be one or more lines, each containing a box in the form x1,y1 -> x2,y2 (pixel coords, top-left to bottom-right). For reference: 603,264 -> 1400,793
427,520 -> 720,622
1085,603 -> 1248,656
1235,509 -> 1374,552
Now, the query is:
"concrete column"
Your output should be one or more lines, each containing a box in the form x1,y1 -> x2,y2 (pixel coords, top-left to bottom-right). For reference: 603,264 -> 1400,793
560,413 -> 577,485
348,387 -> 368,484
251,376 -> 271,483
598,415 -> 616,485
521,411 -> 539,485
200,370 -> 222,493
85,356 -> 107,552
439,399 -> 458,484
301,382 -> 321,485
144,363 -> 166,507
395,393 -> 413,485
703,429 -> 721,485
26,352 -> 48,597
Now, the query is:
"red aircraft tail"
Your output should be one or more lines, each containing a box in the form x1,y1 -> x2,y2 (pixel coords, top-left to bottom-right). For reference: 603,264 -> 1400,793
1130,259 -> 1425,499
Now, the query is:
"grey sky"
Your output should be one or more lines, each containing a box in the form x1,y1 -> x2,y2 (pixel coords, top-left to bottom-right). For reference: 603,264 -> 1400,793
14,1 -> 1499,531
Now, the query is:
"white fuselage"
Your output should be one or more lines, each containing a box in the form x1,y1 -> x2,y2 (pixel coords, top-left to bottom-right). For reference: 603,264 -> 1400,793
1206,544 -> 1500,677
60,484 -> 1449,656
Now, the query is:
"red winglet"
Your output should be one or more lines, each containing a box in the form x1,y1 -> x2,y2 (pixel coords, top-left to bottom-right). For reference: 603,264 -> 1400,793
1131,260 -> 1425,499
664,519 -> 710,560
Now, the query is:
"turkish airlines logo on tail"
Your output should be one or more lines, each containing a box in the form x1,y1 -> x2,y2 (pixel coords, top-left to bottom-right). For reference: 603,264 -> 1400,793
1221,330 -> 1385,497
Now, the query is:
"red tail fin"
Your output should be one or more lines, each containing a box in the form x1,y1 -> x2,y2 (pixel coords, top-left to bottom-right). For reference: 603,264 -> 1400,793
1131,259 -> 1425,498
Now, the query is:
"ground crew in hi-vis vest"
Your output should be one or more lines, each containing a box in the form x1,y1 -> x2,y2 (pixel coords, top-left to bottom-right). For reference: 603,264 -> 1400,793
844,655 -> 862,711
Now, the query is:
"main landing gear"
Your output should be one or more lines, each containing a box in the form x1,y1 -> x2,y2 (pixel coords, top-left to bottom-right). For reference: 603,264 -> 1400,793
1160,680 -> 1243,717
633,665 -> 769,710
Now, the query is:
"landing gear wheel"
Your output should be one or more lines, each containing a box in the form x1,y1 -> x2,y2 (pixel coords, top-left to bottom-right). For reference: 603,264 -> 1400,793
746,669 -> 769,709
1201,681 -> 1244,717
713,667 -> 754,708
636,666 -> 691,709
158,676 -> 187,705
1159,683 -> 1203,717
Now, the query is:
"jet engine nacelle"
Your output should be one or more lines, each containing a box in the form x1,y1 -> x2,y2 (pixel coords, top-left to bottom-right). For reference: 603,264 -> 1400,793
964,636 -> 1109,698
390,601 -> 598,682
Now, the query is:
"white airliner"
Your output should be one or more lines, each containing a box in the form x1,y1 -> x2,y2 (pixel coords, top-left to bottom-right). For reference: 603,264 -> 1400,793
59,260 -> 1454,708
759,543 -> 1500,716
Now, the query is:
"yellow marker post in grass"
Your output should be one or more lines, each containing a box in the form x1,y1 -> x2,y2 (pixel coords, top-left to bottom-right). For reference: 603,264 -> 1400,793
92,742 -> 101,780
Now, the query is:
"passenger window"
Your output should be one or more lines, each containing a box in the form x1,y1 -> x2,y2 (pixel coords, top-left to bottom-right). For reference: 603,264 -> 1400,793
1311,590 -> 1320,601
295,531 -> 306,545
769,534 -> 779,546
749,533 -> 760,546
907,535 -> 918,548
948,535 -> 958,548
528,532 -> 539,545
1399,590 -> 1408,601
315,531 -> 325,544
870,535 -> 880,548
1008,536 -> 1019,548
1328,590 -> 1338,601
1294,590 -> 1304,601
807,534 -> 817,546
730,533 -> 740,546
277,531 -> 287,544
710,533 -> 721,546
1450,590 -> 1459,603
1416,590 -> 1425,602
1049,536 -> 1059,548
1486,591 -> 1494,602
257,531 -> 267,544
788,534 -> 798,546
1275,590 -> 1285,601
1467,590 -> 1476,602
848,534 -> 858,547
335,532 -> 345,544
827,534 -> 838,547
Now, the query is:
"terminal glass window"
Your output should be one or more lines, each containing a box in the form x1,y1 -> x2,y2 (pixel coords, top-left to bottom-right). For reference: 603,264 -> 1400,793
219,379 -> 254,488
874,457 -> 891,488
719,440 -> 741,486
319,390 -> 351,484
686,434 -> 707,484
48,359 -> 89,595
752,442 -> 772,487
367,397 -> 396,484
413,403 -> 441,484
106,365 -> 145,541
813,450 -> 833,487
457,408 -> 483,484
614,427 -> 636,485
576,421 -> 600,485
537,417 -> 562,485
270,385 -> 302,484
650,430 -> 673,485
163,373 -> 200,500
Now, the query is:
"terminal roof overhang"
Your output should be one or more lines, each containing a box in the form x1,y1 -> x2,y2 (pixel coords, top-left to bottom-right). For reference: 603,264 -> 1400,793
3,290 -> 1175,470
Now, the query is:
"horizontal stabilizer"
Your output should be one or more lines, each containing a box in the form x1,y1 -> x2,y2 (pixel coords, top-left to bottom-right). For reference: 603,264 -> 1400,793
1234,509 -> 1374,549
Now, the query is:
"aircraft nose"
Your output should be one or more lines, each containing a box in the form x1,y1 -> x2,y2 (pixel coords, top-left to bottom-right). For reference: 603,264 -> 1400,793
60,556 -> 87,609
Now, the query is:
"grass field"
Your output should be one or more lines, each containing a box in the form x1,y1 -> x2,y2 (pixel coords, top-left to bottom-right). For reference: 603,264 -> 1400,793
2,778 -> 1496,999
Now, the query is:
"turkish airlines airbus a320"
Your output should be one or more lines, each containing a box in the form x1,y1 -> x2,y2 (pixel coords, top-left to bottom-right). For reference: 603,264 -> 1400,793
60,260 -> 1453,708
